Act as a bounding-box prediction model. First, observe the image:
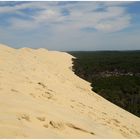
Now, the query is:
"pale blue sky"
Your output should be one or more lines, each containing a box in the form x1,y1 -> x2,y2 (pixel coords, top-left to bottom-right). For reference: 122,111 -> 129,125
0,1 -> 140,51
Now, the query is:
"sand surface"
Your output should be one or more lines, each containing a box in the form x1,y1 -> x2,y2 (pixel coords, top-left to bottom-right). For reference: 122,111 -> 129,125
0,44 -> 140,138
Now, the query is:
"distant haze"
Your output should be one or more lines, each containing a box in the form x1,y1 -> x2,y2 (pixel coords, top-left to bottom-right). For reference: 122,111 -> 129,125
0,1 -> 140,51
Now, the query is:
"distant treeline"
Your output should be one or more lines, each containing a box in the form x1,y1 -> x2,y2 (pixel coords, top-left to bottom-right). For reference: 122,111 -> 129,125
69,51 -> 140,117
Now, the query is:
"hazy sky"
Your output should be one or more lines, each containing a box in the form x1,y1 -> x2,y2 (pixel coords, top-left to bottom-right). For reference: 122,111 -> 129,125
0,1 -> 140,51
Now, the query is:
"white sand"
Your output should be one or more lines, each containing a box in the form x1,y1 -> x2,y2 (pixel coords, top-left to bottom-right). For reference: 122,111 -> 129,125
0,44 -> 140,138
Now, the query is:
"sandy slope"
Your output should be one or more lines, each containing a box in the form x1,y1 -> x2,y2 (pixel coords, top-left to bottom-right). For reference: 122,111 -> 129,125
0,44 -> 140,138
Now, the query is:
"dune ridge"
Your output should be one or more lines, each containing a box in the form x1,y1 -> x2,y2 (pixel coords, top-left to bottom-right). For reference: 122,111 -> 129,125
0,44 -> 140,138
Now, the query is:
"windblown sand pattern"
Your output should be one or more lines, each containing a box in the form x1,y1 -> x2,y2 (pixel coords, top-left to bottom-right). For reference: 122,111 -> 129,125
0,44 -> 140,138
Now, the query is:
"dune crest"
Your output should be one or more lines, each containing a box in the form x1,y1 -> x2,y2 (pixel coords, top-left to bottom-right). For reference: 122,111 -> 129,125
0,44 -> 140,138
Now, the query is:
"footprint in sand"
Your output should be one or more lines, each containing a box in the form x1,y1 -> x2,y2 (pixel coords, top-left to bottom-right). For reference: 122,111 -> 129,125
102,112 -> 107,115
36,116 -> 46,121
70,105 -> 74,109
41,119 -> 95,136
49,121 -> 64,129
37,82 -> 47,88
66,123 -> 95,135
111,118 -> 120,124
11,89 -> 19,93
29,91 -> 53,100
18,114 -> 30,122
44,91 -> 53,99
78,102 -> 86,107
43,124 -> 49,128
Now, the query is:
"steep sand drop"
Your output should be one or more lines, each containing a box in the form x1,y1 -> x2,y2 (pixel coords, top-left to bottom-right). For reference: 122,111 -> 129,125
0,44 -> 140,138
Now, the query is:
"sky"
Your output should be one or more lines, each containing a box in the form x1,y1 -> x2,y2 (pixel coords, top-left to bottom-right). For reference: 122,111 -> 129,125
0,1 -> 140,51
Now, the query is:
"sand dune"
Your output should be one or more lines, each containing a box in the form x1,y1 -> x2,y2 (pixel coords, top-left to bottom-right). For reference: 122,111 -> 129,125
0,44 -> 140,138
